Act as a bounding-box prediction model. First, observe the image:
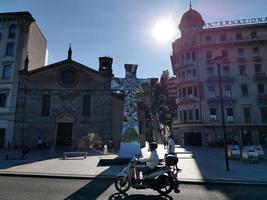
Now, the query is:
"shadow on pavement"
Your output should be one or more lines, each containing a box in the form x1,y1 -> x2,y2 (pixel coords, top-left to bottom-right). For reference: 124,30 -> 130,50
64,169 -> 115,200
108,193 -> 173,200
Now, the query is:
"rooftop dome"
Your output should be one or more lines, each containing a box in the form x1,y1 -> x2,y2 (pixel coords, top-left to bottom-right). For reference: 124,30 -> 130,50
179,8 -> 205,30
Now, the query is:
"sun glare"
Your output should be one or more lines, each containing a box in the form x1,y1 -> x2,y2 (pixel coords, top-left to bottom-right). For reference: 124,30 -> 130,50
153,18 -> 176,43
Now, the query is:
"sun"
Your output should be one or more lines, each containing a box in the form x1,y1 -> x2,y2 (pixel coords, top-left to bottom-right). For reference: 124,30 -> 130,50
153,18 -> 176,43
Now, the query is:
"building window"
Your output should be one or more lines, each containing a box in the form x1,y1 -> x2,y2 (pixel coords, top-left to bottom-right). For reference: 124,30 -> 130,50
251,31 -> 257,38
181,54 -> 184,63
237,48 -> 244,57
205,35 -> 211,42
195,109 -> 199,120
206,51 -> 212,59
41,95 -> 51,116
182,88 -> 186,97
3,65 -> 12,79
188,87 -> 193,97
220,34 -> 227,41
253,47 -> 260,56
255,64 -> 262,73
8,24 -> 16,39
192,69 -> 197,78
260,107 -> 267,123
226,108 -> 234,122
183,110 -> 187,121
0,92 -> 7,107
188,109 -> 193,120
236,33 -> 242,40
224,85 -> 232,97
207,67 -> 214,76
194,86 -> 198,97
179,110 -> 183,121
182,71 -> 185,80
243,107 -> 251,123
186,52 -> 190,60
192,51 -> 196,61
257,84 -> 264,94
210,108 -> 217,121
222,49 -> 228,57
5,42 -> 14,56
208,86 -> 216,98
241,84 -> 248,96
239,65 -> 247,75
222,66 -> 230,76
83,95 -> 91,116
187,69 -> 191,79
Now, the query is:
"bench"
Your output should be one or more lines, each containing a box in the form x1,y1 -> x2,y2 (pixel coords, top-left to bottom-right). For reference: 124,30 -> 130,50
63,151 -> 87,159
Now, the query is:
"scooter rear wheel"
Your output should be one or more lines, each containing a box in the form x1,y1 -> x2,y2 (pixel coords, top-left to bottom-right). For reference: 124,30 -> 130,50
156,175 -> 173,195
114,176 -> 130,193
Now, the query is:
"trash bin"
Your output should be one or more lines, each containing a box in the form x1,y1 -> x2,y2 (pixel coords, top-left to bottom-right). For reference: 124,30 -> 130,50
227,145 -> 241,160
254,145 -> 264,160
242,146 -> 259,163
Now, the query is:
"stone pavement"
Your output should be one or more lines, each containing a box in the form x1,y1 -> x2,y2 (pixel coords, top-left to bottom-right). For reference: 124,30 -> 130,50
0,144 -> 267,185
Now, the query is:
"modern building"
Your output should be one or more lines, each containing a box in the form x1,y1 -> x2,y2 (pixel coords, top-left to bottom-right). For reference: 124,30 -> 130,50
171,6 -> 267,147
0,12 -> 47,148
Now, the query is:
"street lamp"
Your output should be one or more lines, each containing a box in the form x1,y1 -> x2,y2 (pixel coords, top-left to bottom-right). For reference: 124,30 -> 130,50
214,56 -> 230,171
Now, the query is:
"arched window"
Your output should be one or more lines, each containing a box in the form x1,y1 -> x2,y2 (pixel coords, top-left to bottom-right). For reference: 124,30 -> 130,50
8,24 -> 16,39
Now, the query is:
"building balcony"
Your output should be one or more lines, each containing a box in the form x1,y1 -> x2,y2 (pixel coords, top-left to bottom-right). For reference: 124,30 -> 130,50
253,55 -> 262,62
206,58 -> 213,65
237,57 -> 246,63
254,72 -> 267,81
257,93 -> 267,104
176,96 -> 198,105
206,75 -> 234,82
207,96 -> 236,104
176,79 -> 198,86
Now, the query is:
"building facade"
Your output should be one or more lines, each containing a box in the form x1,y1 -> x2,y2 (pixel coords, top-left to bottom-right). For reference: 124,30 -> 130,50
171,7 -> 267,147
14,54 -> 116,148
0,12 -> 47,148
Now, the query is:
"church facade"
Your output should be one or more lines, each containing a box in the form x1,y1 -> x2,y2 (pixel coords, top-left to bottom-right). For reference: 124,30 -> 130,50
14,52 -> 121,148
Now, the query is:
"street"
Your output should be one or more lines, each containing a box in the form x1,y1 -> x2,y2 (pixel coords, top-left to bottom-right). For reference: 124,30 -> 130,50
0,176 -> 267,200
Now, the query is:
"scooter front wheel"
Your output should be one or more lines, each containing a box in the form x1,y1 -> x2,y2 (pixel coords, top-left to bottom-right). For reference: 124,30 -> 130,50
114,176 -> 130,193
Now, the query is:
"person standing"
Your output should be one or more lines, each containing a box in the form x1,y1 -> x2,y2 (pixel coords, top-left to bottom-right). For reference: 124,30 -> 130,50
167,135 -> 175,155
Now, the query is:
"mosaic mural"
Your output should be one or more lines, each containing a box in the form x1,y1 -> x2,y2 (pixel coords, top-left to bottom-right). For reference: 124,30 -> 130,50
112,64 -> 151,158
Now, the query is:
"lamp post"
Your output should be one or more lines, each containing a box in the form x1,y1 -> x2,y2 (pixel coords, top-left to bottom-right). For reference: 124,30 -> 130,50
214,56 -> 229,171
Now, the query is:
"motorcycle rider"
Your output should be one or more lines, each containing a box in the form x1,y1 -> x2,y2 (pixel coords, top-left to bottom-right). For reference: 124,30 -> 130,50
136,142 -> 159,180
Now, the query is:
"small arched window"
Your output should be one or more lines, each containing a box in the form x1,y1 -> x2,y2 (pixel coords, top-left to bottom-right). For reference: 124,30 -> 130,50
8,24 -> 16,39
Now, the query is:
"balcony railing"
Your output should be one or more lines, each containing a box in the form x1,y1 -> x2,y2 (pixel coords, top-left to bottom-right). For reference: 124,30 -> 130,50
206,75 -> 234,82
237,57 -> 246,63
207,96 -> 236,104
254,72 -> 267,81
176,96 -> 198,104
253,55 -> 262,62
257,93 -> 267,104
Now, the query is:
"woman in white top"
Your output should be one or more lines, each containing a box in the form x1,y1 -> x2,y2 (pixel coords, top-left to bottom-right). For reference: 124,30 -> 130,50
167,135 -> 175,154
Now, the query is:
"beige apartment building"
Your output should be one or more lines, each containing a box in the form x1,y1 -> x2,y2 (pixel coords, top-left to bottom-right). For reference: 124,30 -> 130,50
171,7 -> 267,147
0,12 -> 47,148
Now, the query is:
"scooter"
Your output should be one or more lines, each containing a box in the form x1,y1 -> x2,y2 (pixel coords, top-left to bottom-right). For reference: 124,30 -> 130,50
114,154 -> 180,195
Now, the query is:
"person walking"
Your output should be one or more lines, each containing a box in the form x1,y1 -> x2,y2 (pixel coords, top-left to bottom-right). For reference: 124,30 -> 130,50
167,135 -> 175,155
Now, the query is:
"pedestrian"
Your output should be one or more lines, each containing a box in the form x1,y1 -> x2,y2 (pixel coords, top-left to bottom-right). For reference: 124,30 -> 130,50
107,139 -> 113,152
37,136 -> 43,149
21,144 -> 30,159
167,135 -> 175,155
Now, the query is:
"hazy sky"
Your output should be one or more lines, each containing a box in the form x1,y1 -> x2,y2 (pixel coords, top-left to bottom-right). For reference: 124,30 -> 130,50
1,0 -> 267,78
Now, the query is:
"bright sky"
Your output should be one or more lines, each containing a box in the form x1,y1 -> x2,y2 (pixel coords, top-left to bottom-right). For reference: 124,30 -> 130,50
1,0 -> 266,78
